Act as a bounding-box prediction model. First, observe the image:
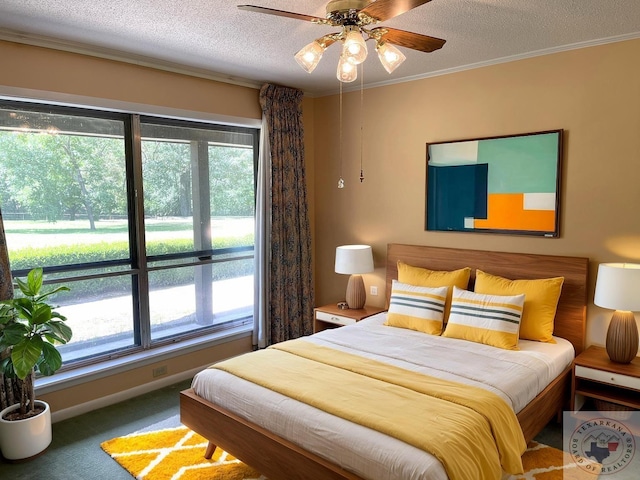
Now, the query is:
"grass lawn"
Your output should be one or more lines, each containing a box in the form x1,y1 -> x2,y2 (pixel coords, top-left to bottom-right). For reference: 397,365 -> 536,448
4,217 -> 253,250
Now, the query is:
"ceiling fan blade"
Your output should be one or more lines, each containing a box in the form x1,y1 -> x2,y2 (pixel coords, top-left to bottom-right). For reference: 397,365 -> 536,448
360,0 -> 434,22
237,5 -> 330,24
371,27 -> 445,53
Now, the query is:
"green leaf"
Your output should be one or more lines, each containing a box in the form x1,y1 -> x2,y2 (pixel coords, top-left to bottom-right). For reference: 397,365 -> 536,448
36,285 -> 70,303
31,304 -> 52,325
27,268 -> 44,296
0,323 -> 30,346
11,337 -> 43,380
0,304 -> 15,325
16,276 -> 33,297
0,357 -> 16,377
45,321 -> 73,343
38,342 -> 62,376
11,298 -> 34,320
50,311 -> 68,322
43,333 -> 62,344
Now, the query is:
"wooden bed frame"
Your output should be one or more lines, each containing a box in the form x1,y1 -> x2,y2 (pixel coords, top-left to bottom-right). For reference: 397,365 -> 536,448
181,244 -> 589,480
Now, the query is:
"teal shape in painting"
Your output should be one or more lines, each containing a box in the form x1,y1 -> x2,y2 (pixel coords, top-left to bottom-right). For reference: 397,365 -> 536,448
478,132 -> 559,194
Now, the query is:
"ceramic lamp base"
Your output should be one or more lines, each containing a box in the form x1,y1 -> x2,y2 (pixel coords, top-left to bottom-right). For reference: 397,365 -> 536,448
345,274 -> 366,309
606,310 -> 639,364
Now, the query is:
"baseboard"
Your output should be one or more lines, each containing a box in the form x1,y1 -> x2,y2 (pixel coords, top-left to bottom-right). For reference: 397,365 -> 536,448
50,364 -> 206,423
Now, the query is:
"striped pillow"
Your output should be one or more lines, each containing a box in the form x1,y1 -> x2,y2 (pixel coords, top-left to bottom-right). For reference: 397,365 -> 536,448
385,280 -> 448,335
442,286 -> 525,350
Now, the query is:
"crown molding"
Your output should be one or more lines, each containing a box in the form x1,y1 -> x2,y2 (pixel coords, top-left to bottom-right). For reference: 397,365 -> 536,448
316,31 -> 640,97
0,27 -> 264,91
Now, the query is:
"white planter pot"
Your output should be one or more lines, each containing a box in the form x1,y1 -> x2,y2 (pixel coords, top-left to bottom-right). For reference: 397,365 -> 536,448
0,400 -> 52,461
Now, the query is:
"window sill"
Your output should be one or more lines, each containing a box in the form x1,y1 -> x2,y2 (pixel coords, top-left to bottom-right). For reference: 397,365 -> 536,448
36,324 -> 252,396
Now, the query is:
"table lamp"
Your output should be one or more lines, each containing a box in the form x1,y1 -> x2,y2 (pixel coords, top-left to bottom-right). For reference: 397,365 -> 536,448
594,263 -> 640,364
335,245 -> 374,309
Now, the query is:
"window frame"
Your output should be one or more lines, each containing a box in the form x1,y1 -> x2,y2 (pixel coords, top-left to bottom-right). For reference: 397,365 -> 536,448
0,99 -> 259,372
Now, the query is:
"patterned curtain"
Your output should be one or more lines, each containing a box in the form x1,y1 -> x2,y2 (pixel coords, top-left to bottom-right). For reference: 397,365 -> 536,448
0,208 -> 19,410
259,84 -> 314,344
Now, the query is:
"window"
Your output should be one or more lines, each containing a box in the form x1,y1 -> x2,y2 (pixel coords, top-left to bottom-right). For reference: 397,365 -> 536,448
0,100 -> 258,368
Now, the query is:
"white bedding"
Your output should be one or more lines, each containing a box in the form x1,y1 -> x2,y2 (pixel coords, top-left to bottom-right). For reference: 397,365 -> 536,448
192,312 -> 575,480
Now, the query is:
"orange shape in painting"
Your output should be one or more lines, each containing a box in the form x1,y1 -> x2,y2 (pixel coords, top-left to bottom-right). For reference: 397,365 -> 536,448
473,194 -> 555,232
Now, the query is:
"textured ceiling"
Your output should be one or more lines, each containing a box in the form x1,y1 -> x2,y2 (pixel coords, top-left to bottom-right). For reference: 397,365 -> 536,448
1,1 -> 640,96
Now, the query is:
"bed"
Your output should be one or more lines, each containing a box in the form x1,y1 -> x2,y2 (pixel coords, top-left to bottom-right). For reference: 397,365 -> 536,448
180,244 -> 589,480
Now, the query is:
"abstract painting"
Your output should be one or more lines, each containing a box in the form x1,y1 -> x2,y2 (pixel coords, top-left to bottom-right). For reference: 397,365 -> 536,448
426,130 -> 562,237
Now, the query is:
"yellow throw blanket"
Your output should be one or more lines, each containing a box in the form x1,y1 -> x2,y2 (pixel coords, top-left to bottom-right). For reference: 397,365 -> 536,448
212,339 -> 526,480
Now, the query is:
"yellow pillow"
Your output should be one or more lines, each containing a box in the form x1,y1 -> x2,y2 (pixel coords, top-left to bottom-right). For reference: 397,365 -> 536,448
442,287 -> 525,350
397,262 -> 471,320
474,270 -> 564,343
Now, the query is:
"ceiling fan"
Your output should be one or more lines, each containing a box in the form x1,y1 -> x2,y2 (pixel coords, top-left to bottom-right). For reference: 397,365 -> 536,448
238,0 -> 446,82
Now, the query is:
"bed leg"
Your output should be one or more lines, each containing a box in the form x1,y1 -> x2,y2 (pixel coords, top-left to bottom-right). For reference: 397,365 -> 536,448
204,441 -> 217,459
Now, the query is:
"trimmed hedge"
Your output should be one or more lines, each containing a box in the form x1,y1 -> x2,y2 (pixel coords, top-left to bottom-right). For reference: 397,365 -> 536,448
11,235 -> 255,301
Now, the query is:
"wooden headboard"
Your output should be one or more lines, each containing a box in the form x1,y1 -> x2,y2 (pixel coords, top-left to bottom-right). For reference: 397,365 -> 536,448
386,244 -> 589,354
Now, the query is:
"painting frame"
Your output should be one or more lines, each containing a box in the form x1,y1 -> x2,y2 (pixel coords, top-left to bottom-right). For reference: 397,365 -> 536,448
425,129 -> 563,237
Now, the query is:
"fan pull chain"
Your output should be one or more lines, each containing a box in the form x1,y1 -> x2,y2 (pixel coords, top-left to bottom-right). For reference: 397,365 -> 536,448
359,63 -> 364,183
338,80 -> 345,189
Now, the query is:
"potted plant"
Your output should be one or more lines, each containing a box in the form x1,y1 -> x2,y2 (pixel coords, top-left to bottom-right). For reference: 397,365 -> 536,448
0,268 -> 72,461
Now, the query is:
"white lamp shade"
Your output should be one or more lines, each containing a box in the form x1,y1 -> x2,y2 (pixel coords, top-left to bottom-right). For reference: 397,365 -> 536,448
594,263 -> 640,311
335,245 -> 374,275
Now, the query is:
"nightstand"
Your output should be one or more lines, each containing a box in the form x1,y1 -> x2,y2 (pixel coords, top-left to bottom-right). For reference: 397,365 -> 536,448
313,303 -> 385,333
571,345 -> 640,411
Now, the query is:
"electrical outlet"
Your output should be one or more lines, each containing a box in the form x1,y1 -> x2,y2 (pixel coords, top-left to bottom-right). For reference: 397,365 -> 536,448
370,286 -> 378,296
152,365 -> 168,378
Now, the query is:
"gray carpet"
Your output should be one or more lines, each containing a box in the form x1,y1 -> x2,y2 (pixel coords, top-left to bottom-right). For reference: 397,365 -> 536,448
0,379 -> 191,480
0,378 -> 563,479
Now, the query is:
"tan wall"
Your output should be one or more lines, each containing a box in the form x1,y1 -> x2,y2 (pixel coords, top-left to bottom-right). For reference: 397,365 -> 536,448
0,40 -> 261,119
0,40 -> 262,411
311,39 -> 640,351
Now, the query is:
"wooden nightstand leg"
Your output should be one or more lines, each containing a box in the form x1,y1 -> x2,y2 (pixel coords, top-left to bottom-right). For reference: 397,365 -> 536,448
570,365 -> 576,411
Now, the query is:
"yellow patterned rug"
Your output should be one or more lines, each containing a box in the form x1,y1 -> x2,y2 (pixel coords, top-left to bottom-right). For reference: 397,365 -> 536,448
101,425 -> 265,480
102,426 -> 600,480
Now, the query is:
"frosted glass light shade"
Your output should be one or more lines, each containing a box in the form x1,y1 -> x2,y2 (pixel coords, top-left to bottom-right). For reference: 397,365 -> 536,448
376,42 -> 406,74
335,245 -> 374,274
294,41 -> 325,73
594,263 -> 640,311
336,55 -> 357,82
342,27 -> 367,65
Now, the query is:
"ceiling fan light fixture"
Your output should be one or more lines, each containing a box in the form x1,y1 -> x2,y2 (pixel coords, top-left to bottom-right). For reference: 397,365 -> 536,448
376,42 -> 406,74
294,40 -> 325,73
239,3 -> 447,83
342,26 -> 367,65
337,54 -> 358,82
